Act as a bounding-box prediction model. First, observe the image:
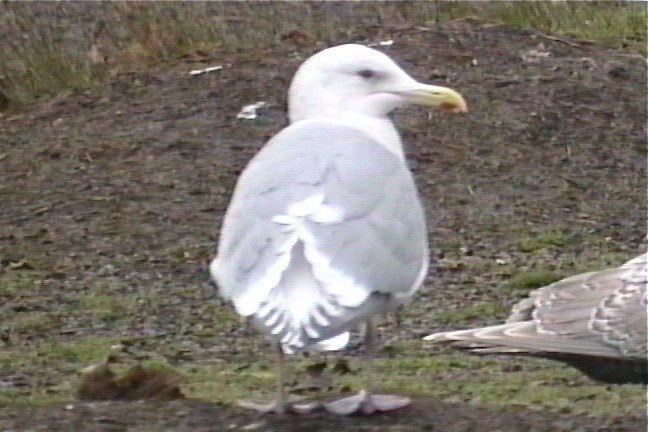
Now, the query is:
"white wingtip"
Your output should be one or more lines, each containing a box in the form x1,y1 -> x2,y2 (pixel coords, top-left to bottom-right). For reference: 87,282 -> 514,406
423,333 -> 449,342
311,332 -> 350,352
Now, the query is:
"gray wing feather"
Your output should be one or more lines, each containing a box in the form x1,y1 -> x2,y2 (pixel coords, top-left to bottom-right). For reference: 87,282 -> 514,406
426,254 -> 647,359
213,121 -> 428,350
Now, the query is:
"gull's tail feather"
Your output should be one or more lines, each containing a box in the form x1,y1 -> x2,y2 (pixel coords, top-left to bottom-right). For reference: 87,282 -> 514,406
253,241 -> 392,353
424,322 -> 623,358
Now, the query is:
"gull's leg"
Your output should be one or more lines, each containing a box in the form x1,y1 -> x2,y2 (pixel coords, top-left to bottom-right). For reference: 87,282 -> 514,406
324,319 -> 410,415
238,343 -> 321,415
362,319 -> 411,413
275,343 -> 288,414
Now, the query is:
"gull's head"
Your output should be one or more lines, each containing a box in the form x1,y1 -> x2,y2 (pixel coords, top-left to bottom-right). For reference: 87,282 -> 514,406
288,44 -> 467,123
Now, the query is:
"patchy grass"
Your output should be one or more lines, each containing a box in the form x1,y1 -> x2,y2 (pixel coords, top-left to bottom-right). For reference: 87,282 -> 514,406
507,270 -> 563,292
0,271 -> 41,297
170,344 -> 646,418
0,336 -> 119,406
41,339 -> 118,365
518,230 -> 570,253
76,292 -> 135,321
0,337 -> 119,368
4,312 -> 55,333
436,302 -> 508,325
1,272 -> 55,338
184,360 -> 276,404
0,2 -> 645,106
337,352 -> 644,417
446,1 -> 647,52
2,336 -> 645,419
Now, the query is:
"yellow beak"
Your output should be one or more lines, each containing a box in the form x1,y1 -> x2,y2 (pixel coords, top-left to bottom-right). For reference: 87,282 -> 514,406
395,84 -> 468,113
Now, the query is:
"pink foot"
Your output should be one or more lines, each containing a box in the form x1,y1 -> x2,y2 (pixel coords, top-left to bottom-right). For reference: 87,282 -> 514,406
238,398 -> 321,415
323,390 -> 410,415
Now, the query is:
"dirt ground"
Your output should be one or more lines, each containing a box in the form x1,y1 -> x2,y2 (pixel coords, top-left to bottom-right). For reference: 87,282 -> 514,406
1,20 -> 646,432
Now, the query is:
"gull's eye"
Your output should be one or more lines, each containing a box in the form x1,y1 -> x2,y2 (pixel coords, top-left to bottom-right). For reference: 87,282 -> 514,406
357,69 -> 376,79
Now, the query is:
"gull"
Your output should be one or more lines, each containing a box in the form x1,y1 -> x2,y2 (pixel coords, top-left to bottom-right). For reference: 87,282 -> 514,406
425,254 -> 647,384
211,44 -> 467,414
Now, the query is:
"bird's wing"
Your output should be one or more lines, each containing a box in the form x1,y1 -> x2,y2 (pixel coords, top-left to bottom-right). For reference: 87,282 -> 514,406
425,254 -> 647,359
212,121 -> 428,350
588,254 -> 647,357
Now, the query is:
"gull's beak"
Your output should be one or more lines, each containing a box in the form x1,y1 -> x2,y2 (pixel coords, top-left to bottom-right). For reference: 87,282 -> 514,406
394,84 -> 468,113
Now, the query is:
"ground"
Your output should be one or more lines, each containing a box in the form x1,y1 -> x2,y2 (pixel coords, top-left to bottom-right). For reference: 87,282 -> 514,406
1,19 -> 646,432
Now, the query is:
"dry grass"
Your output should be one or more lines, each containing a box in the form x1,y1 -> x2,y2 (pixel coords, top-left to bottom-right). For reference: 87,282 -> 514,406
0,2 -> 645,106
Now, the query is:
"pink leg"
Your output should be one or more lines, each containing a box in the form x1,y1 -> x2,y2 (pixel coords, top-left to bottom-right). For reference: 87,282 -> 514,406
238,343 -> 321,415
324,319 -> 410,415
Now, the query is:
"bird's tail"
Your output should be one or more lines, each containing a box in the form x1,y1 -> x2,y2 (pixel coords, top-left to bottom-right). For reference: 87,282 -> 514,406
424,322 -> 623,358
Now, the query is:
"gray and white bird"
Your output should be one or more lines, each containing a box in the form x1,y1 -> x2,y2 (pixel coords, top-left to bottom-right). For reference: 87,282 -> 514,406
211,44 -> 467,415
425,254 -> 647,384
